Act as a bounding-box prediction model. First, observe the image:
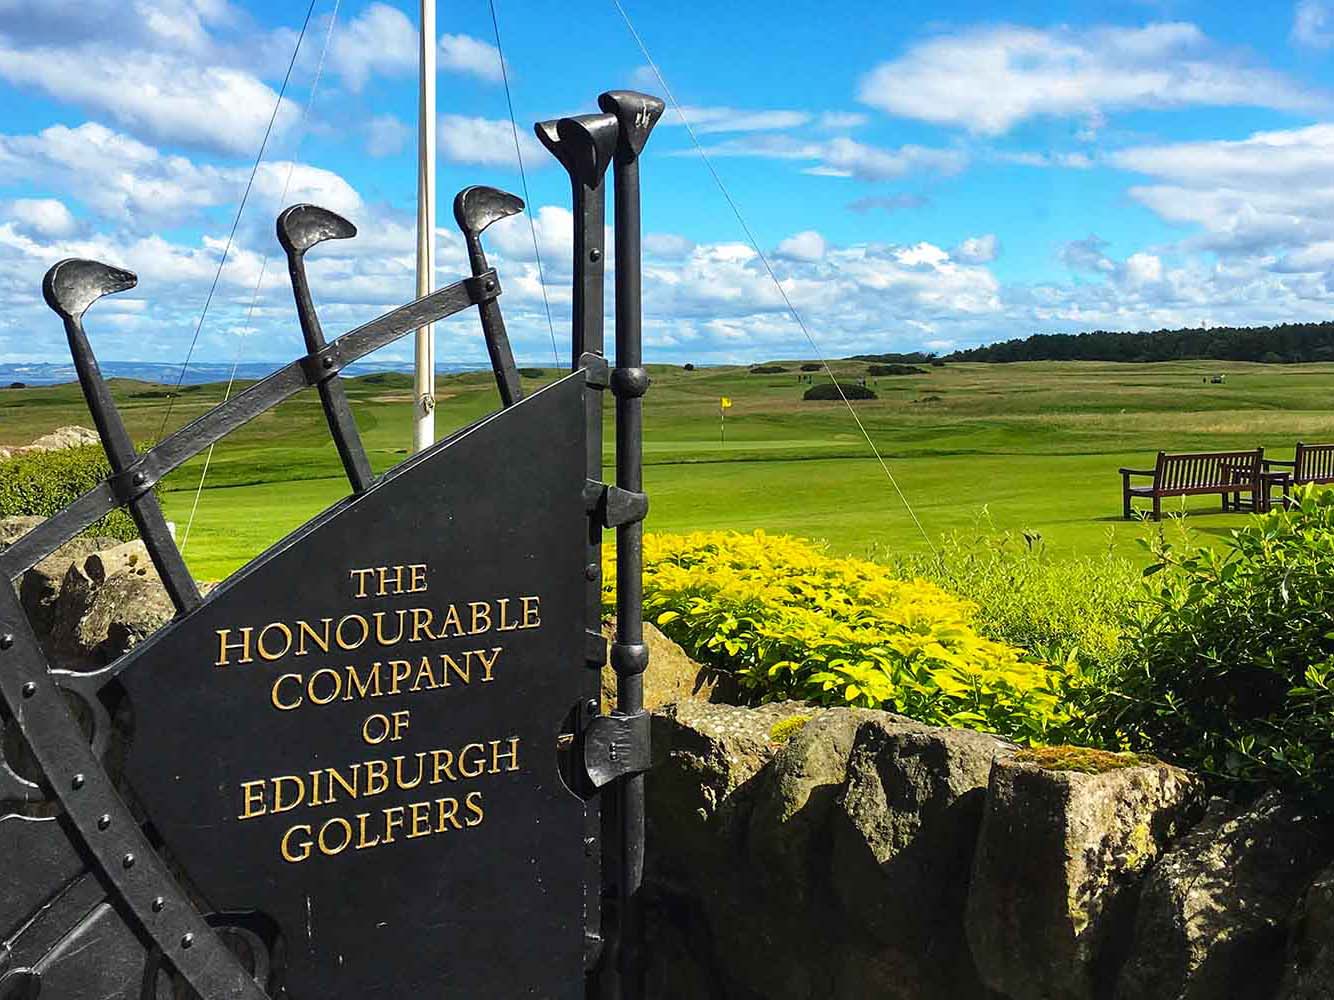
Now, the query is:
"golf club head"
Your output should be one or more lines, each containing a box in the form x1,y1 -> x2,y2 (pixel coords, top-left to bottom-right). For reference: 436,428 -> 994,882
42,259 -> 137,321
277,204 -> 357,256
597,90 -> 666,158
536,113 -> 619,189
452,186 -> 524,239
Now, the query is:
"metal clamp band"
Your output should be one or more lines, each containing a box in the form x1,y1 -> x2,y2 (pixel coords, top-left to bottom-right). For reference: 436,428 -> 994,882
464,270 -> 502,304
582,711 -> 651,788
107,453 -> 165,504
299,341 -> 346,384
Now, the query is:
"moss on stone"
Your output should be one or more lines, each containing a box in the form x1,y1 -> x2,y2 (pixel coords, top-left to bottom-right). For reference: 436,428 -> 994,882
1015,745 -> 1154,774
769,715 -> 812,744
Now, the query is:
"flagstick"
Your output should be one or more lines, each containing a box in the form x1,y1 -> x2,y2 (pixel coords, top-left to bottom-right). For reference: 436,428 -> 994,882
412,0 -> 437,453
720,405 -> 725,446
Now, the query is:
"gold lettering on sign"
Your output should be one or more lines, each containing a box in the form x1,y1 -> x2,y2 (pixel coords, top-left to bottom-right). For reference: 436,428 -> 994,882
224,561 -> 539,863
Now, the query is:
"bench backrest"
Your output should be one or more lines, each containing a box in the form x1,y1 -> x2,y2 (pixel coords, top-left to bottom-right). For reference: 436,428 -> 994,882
1155,449 -> 1262,491
1295,442 -> 1334,484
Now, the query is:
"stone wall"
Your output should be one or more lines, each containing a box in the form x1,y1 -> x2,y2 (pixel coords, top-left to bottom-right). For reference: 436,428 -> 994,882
646,701 -> 1334,1000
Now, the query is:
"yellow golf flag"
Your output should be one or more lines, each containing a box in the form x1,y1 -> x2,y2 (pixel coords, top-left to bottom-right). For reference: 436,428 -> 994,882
720,397 -> 733,409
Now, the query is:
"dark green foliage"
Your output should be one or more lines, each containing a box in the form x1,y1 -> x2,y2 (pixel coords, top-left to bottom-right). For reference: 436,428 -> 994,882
849,351 -> 936,364
750,365 -> 788,374
518,368 -> 545,378
0,445 -> 139,540
930,360 -> 945,367
354,372 -> 413,388
803,382 -> 877,401
7,382 -> 25,389
683,363 -> 695,371
950,320 -> 1334,363
868,364 -> 926,376
1097,489 -> 1334,804
800,363 -> 821,372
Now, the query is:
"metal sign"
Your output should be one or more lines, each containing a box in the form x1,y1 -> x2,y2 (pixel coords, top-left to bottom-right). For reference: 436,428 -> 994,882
0,90 -> 665,999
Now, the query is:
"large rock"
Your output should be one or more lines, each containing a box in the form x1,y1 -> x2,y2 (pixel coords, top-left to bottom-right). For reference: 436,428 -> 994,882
5,425 -> 99,457
966,749 -> 1204,1000
829,717 -> 1013,997
2,516 -> 122,640
1117,791 -> 1332,1000
1281,864 -> 1334,1000
601,620 -> 717,711
48,548 -> 174,666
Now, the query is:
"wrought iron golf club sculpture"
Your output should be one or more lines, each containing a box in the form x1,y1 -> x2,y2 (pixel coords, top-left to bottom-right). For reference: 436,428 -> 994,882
0,90 -> 665,999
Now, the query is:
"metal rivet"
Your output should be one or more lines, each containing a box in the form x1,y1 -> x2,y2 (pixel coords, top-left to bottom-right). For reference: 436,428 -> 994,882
97,814 -> 111,831
21,682 -> 36,699
590,248 -> 602,262
180,933 -> 194,949
71,773 -> 85,790
133,471 -> 147,485
584,563 -> 600,581
485,279 -> 496,291
322,355 -> 335,369
0,633 -> 13,650
152,897 -> 166,913
122,853 -> 135,869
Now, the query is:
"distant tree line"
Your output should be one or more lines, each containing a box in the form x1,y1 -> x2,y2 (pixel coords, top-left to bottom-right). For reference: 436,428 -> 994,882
945,321 -> 1334,364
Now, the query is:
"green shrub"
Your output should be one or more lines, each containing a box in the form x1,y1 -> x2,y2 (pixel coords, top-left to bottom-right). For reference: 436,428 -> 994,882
750,365 -> 788,374
1104,488 -> 1334,803
0,445 -> 139,541
518,368 -> 545,378
799,363 -> 821,372
804,382 -> 877,401
867,363 -> 925,376
611,531 -> 1080,745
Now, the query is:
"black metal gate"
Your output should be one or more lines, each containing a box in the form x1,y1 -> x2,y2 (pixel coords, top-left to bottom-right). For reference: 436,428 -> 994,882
0,90 -> 664,999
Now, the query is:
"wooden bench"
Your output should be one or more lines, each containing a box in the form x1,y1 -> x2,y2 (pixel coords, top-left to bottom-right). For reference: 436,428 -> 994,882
1120,449 -> 1264,521
1263,442 -> 1334,508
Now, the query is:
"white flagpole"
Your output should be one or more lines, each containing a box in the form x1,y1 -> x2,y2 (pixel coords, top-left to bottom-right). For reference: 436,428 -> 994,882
413,0 -> 437,453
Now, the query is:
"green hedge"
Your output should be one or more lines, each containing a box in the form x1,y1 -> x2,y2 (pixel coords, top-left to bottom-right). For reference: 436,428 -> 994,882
0,445 -> 139,541
804,382 -> 877,401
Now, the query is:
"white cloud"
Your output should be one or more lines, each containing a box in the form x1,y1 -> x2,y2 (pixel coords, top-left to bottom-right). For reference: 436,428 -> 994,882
1110,124 -> 1334,256
690,134 -> 965,181
439,33 -> 505,82
9,197 -> 77,238
438,114 -> 548,169
327,2 -> 415,91
776,230 -> 826,262
0,122 -> 362,234
365,114 -> 410,157
670,106 -> 812,134
859,22 -> 1323,135
995,151 -> 1094,169
1294,0 -> 1334,48
644,233 -> 695,258
955,234 -> 999,263
0,41 -> 295,155
328,6 -> 503,90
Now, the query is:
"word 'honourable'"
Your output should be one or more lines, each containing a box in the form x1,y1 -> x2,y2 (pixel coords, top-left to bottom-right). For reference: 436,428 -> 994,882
214,595 -> 542,667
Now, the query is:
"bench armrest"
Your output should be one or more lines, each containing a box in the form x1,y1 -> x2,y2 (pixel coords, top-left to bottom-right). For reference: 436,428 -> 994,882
1263,459 -> 1295,468
1118,468 -> 1155,477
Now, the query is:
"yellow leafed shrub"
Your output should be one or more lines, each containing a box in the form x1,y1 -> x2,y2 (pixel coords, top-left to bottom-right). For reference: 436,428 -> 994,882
605,530 -> 1080,744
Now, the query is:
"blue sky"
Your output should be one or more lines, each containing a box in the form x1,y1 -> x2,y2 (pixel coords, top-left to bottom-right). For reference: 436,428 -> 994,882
2,0 -> 1334,368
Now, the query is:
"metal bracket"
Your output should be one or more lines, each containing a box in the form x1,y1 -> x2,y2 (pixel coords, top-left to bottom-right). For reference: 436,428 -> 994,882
580,352 -> 609,389
582,712 -> 651,789
585,628 -> 608,668
584,480 -> 648,528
